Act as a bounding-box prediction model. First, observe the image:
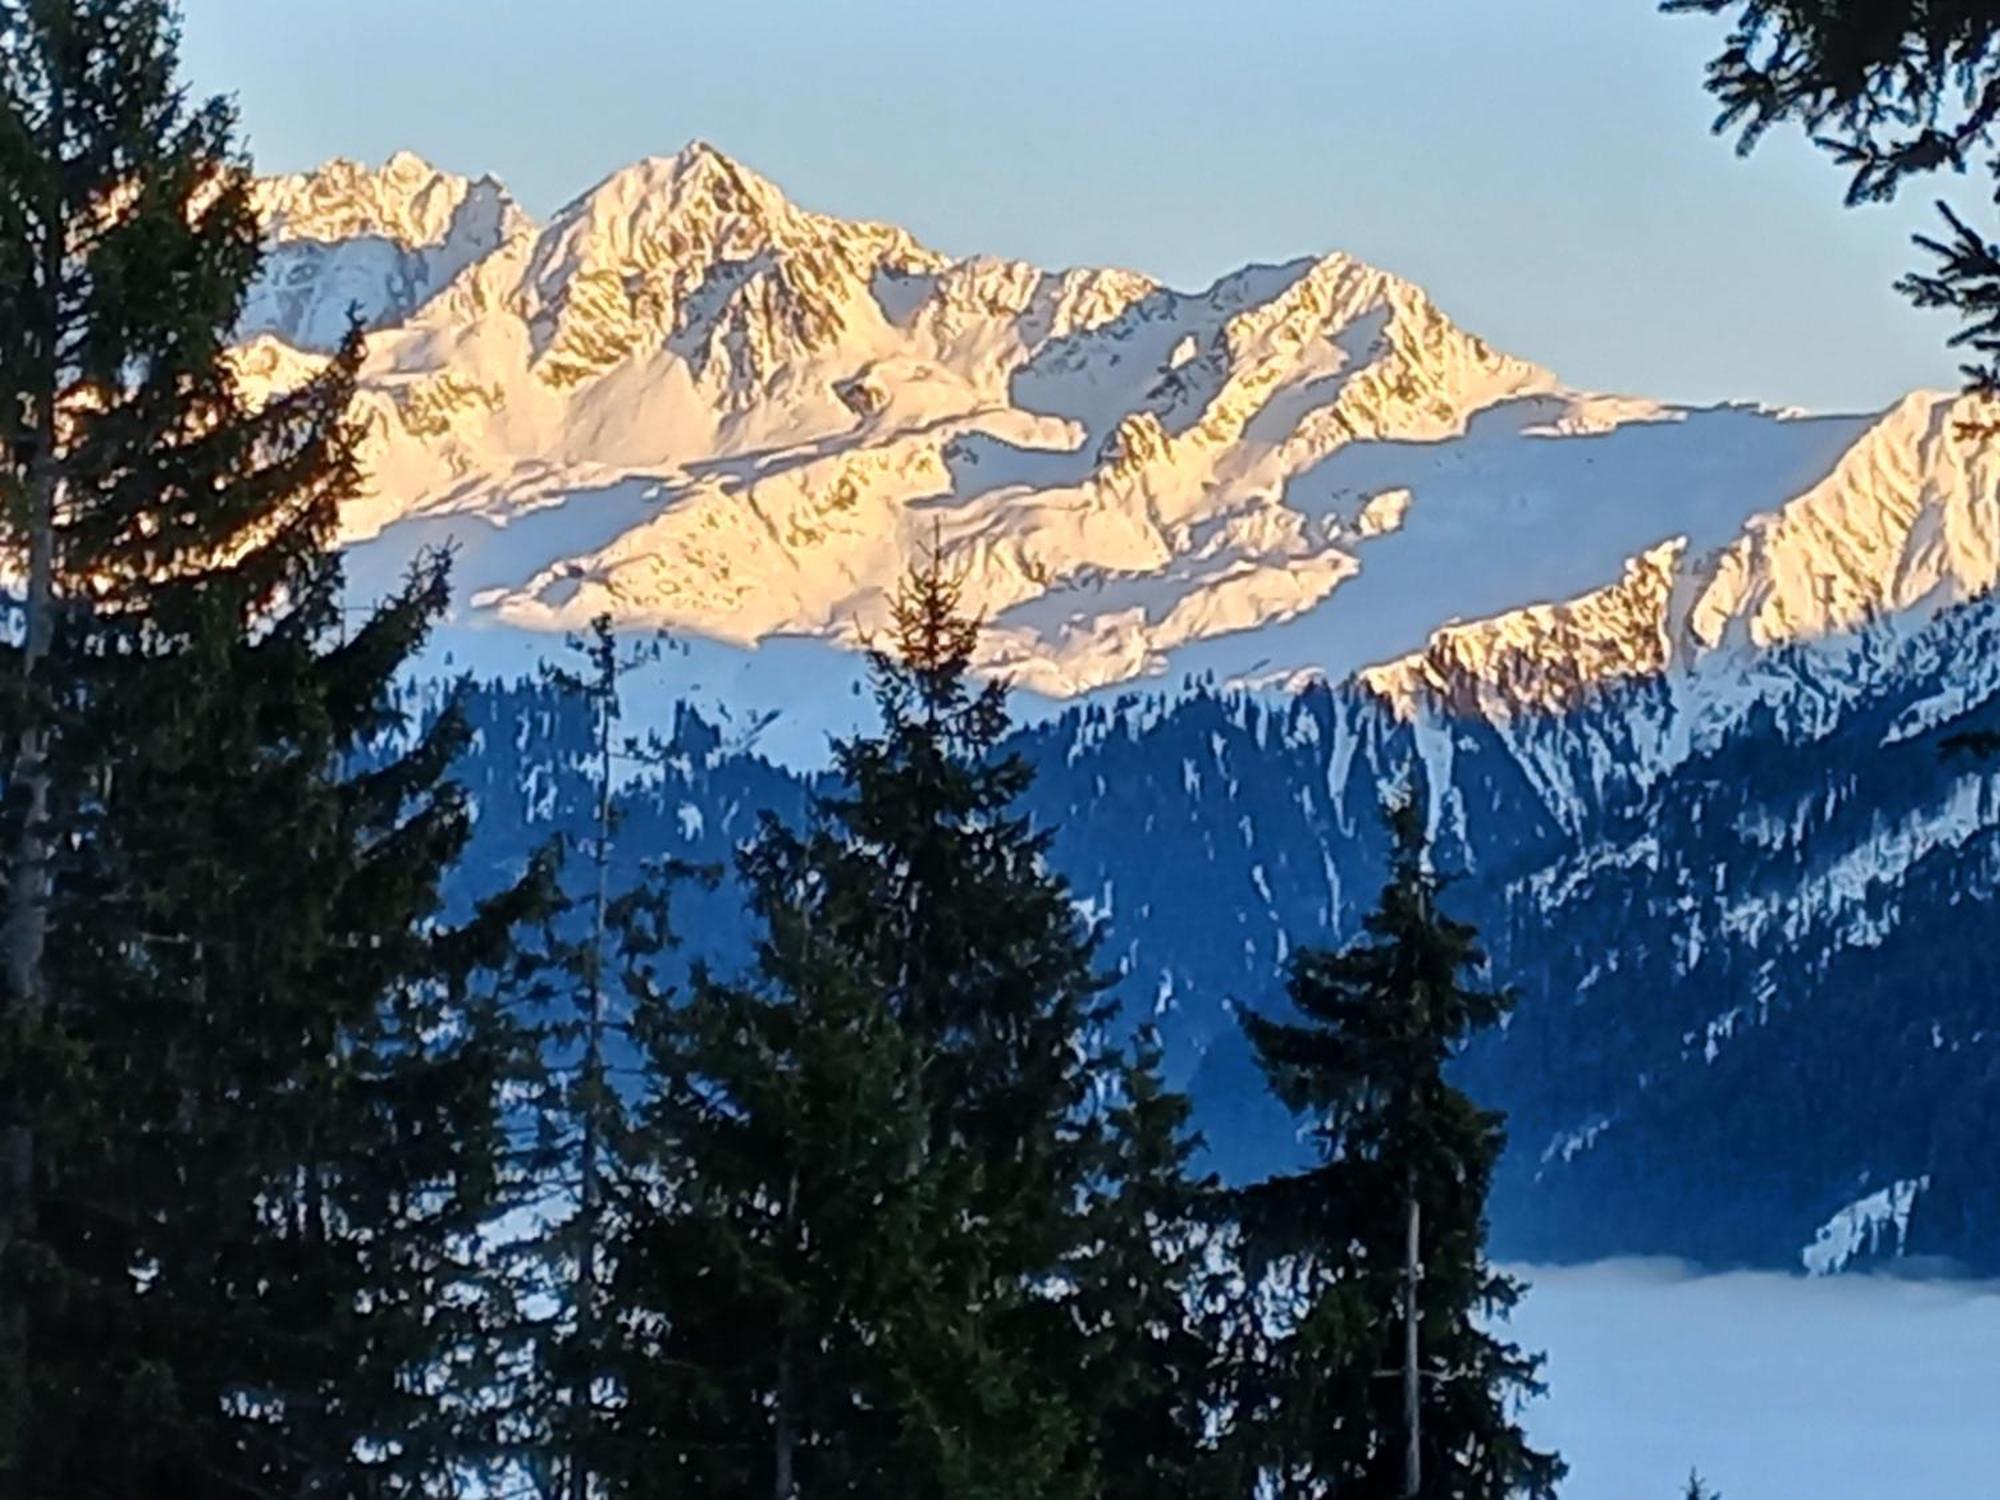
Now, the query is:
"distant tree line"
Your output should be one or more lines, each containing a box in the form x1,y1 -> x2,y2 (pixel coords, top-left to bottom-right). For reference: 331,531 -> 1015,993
0,3 -> 1576,1497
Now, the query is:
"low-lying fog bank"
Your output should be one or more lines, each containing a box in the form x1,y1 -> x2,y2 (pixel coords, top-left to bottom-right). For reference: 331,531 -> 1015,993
1506,1262 -> 2000,1498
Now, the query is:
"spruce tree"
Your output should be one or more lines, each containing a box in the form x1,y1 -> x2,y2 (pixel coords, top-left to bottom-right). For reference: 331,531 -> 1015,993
538,613 -> 627,1500
604,558 -> 1215,1498
0,3 -> 553,1491
605,822 -> 933,1497
1236,797 -> 1563,1500
523,612 -> 689,1500
1075,1026 -> 1233,1500
809,557 -> 1127,1497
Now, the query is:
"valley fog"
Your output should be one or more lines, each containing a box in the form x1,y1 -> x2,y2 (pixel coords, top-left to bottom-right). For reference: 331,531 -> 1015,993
1509,1264 -> 2000,1498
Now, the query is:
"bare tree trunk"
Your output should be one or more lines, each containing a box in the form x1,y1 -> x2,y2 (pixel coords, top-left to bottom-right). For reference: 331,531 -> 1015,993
0,1123 -> 29,1251
772,1327 -> 796,1500
0,182 -> 61,1272
0,188 -> 57,1457
772,1167 -> 800,1500
568,635 -> 615,1500
6,447 -> 54,998
5,460 -> 53,1010
0,550 -> 50,1258
1402,1170 -> 1422,1500
1401,860 -> 1435,1500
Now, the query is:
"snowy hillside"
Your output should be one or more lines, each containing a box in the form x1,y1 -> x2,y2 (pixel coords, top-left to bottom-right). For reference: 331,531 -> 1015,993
241,145 -> 2000,712
429,589 -> 2000,1275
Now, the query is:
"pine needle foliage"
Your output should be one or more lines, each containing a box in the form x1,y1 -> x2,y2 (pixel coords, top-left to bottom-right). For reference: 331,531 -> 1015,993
603,557 -> 1220,1498
0,4 -> 555,1492
1666,0 -> 2000,397
1235,798 -> 1563,1500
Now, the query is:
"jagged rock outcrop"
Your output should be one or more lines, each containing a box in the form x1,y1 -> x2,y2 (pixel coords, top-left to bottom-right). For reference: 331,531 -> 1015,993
244,151 -> 528,347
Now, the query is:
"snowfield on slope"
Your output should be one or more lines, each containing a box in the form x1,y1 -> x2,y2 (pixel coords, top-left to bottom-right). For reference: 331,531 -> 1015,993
241,144 -> 2000,721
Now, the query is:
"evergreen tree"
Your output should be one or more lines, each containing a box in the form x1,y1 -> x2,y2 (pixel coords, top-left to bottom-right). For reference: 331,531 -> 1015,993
808,557 -> 1134,1497
1667,0 -> 2000,395
1684,1468 -> 1722,1500
605,822 -> 933,1497
1074,1027 -> 1234,1500
522,612 -> 691,1500
0,3 -> 553,1491
538,613 -> 629,1500
1236,796 -> 1563,1500
604,558 -> 1216,1498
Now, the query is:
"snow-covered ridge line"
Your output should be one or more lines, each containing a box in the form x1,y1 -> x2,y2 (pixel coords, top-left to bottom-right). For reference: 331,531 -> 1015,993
226,143 -> 2000,716
1359,389 -> 2000,723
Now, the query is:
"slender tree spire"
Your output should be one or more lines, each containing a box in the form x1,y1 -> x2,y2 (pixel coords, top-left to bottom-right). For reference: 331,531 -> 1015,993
1236,794 -> 1564,1499
535,611 -> 682,1500
551,616 -> 620,1500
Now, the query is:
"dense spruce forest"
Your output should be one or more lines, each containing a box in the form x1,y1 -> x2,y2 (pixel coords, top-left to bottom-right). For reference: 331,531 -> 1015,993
432,590 -> 2000,1282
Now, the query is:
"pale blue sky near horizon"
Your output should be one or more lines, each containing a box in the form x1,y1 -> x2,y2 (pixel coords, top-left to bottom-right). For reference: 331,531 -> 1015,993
180,0 -> 1960,414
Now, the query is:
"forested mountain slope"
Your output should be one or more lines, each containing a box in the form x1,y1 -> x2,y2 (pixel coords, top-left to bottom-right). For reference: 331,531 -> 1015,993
432,593 -> 2000,1275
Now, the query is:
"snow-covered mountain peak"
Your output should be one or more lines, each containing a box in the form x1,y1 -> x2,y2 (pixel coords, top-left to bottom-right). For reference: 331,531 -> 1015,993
231,144 -> 2000,709
251,150 -> 511,249
514,141 -> 943,397
243,152 -> 530,350
549,143 -> 793,250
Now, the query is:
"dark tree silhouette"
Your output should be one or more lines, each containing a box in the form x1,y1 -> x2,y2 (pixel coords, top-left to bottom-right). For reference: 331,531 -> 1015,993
0,3 -> 555,1489
1235,797 -> 1562,1500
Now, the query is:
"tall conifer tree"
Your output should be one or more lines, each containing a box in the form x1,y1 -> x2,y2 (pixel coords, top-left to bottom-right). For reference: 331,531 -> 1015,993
534,613 -> 629,1500
0,3 -> 552,1491
605,559 -> 1216,1497
810,557 -> 1130,1496
521,612 -> 691,1500
1237,797 -> 1563,1500
605,824 -> 933,1497
1075,1026 -> 1232,1500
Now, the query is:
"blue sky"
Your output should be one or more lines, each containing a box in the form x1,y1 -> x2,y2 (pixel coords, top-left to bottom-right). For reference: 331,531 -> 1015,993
180,0 -> 1956,413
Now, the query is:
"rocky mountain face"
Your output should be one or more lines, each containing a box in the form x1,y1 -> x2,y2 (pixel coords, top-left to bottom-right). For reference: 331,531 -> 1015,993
245,150 -> 530,348
243,145 -> 2000,714
270,146 -> 2000,1274
1361,392 -> 2000,717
